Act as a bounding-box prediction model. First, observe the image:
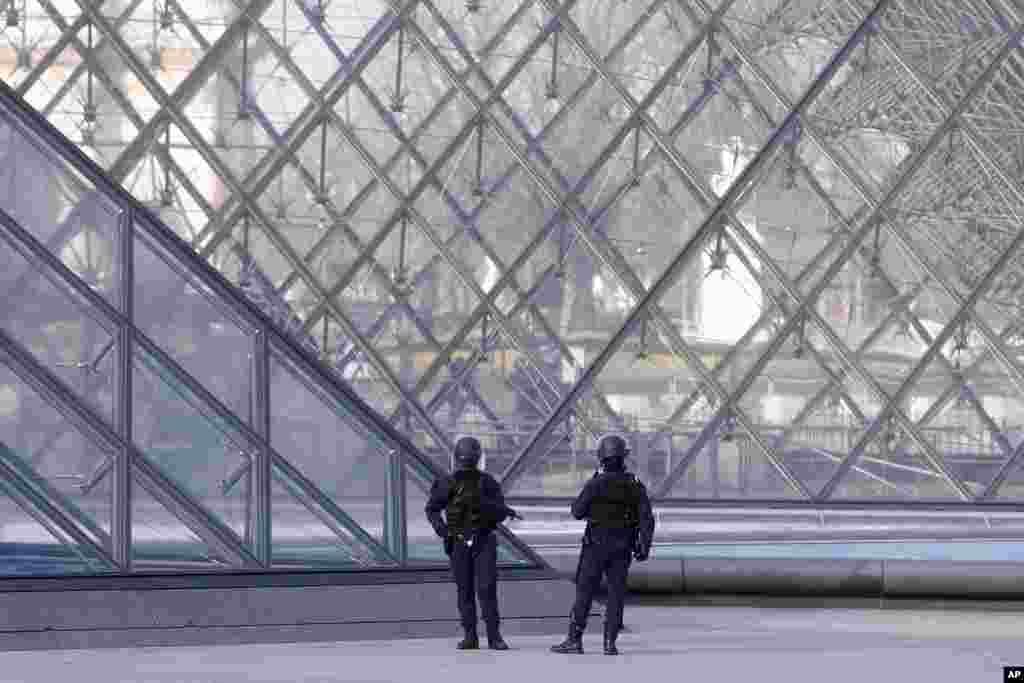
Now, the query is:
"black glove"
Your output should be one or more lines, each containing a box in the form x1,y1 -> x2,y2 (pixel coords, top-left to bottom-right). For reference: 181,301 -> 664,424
506,507 -> 524,521
444,537 -> 454,556
633,546 -> 649,562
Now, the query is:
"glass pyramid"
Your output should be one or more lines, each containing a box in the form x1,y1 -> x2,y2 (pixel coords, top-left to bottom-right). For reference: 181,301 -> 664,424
0,55 -> 543,574
4,0 -> 1024,576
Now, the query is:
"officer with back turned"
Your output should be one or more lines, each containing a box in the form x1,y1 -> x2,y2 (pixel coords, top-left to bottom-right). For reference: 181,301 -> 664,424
425,435 -> 522,651
551,434 -> 654,656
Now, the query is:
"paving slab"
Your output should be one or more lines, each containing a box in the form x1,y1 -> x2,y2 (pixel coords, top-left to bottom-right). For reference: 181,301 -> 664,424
1,601 -> 1021,683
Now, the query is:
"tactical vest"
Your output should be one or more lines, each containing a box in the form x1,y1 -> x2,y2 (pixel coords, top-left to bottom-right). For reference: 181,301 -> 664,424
446,472 -> 485,535
589,474 -> 642,529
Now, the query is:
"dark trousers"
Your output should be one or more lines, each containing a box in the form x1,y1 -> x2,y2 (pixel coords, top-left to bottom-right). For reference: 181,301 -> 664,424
571,534 -> 632,632
450,531 -> 499,632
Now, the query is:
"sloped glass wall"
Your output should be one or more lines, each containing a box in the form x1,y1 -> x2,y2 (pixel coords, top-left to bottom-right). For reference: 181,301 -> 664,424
6,0 -> 1024,558
0,80 -> 540,574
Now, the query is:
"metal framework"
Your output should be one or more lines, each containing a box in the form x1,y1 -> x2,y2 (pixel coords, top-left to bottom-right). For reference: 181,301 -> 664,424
0,75 -> 543,573
5,0 -> 1024,573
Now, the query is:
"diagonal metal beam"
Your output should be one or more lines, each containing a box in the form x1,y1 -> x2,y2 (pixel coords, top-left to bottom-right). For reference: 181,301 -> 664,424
295,0 -> 676,423
311,87 -> 610,442
190,0 -> 602,446
0,323 -> 257,567
334,1 -> 681,431
0,203 -> 269,564
568,60 -> 848,456
15,0 -> 116,96
0,439 -> 116,570
391,0 -> 724,429
104,0 -> 278,182
722,50 -> 1020,501
271,452 -> 398,565
683,0 -> 1014,462
501,0 -> 905,492
446,0 -> 809,491
390,0 -> 753,487
416,264 -> 558,421
286,0 -> 665,322
608,0 -> 1000,500
538,0 -> 947,496
225,8 -> 529,433
980,426 -> 1024,499
289,1 -> 582,326
0,74 -> 548,569
35,0 -> 145,118
812,36 -> 1024,498
867,18 -> 1024,392
33,0 -> 210,233
194,2 -> 424,258
691,0 -> 1023,484
71,0 -> 456,455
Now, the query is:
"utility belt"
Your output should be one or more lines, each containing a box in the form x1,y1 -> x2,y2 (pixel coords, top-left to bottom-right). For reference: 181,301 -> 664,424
450,528 -> 491,547
583,522 -> 639,546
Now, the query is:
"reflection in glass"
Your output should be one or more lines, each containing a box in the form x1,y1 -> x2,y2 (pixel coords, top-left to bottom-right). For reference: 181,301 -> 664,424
132,347 -> 253,546
0,364 -> 114,554
134,230 -> 254,420
270,465 -> 377,569
269,346 -> 389,547
0,115 -> 121,306
0,492 -> 96,576
7,0 -> 1024,577
0,366 -> 116,573
131,474 -> 231,569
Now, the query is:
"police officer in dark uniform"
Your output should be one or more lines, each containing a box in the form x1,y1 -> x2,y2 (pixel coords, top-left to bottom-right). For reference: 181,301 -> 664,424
425,435 -> 522,651
551,434 -> 654,656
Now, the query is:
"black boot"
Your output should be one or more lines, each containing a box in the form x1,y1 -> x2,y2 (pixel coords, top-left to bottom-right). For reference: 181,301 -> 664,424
603,623 -> 619,655
457,626 -> 479,650
486,623 -> 509,650
550,621 -> 584,654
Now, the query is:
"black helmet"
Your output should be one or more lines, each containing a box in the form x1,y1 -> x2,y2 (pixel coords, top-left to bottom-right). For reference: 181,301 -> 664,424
453,436 -> 483,470
596,434 -> 630,465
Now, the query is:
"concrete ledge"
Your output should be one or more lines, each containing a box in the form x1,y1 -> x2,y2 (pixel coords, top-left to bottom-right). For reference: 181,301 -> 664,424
628,558 -> 686,593
619,557 -> 1024,598
882,561 -> 1024,597
0,574 -> 578,651
679,558 -> 884,596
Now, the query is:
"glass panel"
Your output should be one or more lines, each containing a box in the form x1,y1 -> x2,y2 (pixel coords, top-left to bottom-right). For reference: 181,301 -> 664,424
906,352 -> 1011,499
505,419 -> 599,497
0,114 -> 122,306
131,473 -> 231,570
662,428 -> 802,500
495,533 -> 536,566
12,0 -> 1024,555
0,363 -> 114,554
404,463 -> 442,564
0,491 -> 95,576
269,344 -> 389,547
829,422 -> 964,502
134,229 -> 254,420
0,229 -> 117,421
132,346 -> 253,545
270,464 -> 379,569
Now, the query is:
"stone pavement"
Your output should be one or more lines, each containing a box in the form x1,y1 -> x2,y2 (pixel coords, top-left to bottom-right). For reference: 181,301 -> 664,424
1,599 -> 1020,682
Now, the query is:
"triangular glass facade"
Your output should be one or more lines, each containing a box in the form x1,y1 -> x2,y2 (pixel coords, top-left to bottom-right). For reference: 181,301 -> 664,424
0,60 -> 543,574
6,0 -> 1024,572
